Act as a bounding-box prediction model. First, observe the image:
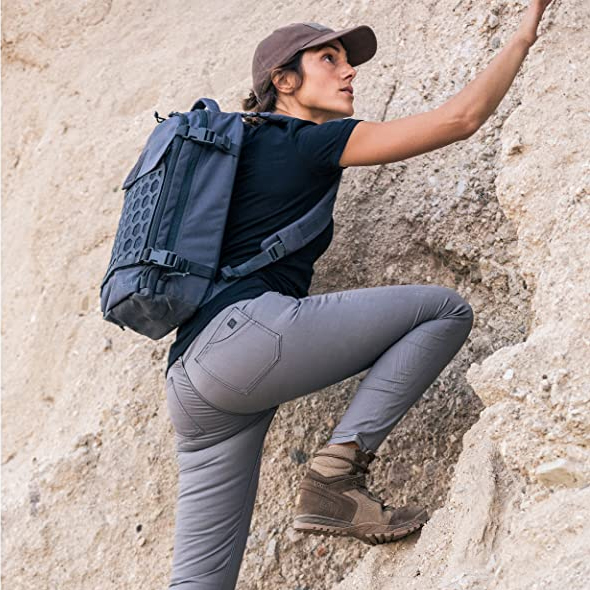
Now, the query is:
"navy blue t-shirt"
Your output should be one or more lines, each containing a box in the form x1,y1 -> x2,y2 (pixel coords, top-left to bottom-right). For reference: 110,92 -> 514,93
166,115 -> 363,373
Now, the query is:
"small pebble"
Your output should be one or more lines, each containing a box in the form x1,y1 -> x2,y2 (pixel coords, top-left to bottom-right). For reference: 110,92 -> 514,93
285,527 -> 304,543
266,538 -> 278,560
290,449 -> 308,465
315,545 -> 328,557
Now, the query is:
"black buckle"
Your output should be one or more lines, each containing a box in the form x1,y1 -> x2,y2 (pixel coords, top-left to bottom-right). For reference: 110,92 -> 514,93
140,248 -> 182,270
184,127 -> 216,146
267,240 -> 287,261
183,127 -> 232,151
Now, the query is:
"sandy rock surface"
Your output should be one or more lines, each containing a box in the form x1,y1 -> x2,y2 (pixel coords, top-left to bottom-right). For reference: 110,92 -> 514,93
2,1 -> 587,589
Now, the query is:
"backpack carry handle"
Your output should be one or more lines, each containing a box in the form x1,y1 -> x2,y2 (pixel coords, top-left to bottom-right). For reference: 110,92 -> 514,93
191,98 -> 289,127
190,97 -> 221,112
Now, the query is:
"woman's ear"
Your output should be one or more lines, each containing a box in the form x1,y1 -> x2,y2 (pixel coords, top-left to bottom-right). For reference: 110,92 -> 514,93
271,69 -> 297,96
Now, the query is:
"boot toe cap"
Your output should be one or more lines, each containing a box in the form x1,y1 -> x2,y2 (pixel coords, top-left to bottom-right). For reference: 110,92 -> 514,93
387,504 -> 429,526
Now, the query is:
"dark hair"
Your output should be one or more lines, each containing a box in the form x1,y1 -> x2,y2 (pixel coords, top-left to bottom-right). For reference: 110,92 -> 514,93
241,50 -> 305,127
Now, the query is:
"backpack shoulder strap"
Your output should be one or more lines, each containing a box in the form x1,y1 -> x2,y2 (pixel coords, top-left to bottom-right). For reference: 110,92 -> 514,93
220,174 -> 342,280
199,174 -> 342,306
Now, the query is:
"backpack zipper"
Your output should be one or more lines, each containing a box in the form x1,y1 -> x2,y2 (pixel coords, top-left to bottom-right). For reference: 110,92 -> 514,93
165,109 -> 207,252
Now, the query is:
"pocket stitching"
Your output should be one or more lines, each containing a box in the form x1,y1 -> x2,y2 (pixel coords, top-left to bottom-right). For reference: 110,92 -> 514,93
201,306 -> 246,346
195,321 -> 281,395
180,357 -> 255,416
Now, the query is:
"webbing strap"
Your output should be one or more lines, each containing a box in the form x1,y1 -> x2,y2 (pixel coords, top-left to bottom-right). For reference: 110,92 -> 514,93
100,250 -> 216,289
175,125 -> 240,156
219,175 -> 342,280
139,248 -> 216,278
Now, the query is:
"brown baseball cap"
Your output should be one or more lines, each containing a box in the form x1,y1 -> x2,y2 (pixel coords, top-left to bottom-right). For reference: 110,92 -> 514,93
252,22 -> 377,102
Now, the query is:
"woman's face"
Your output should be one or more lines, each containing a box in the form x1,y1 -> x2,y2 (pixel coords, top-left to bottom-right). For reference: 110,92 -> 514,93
273,39 -> 358,124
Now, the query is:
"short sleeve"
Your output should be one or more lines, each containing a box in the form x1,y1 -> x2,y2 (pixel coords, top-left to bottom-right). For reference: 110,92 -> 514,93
294,117 -> 363,175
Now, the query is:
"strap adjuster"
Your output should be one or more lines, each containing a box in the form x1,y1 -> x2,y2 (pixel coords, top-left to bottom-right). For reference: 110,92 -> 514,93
267,240 -> 287,261
183,126 -> 232,152
218,239 -> 287,282
184,127 -> 216,146
140,248 -> 184,270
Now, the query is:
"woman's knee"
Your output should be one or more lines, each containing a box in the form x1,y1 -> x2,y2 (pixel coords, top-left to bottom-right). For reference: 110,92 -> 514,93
429,285 -> 474,327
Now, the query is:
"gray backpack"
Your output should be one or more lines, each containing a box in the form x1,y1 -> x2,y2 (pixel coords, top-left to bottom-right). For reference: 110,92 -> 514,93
100,97 -> 342,339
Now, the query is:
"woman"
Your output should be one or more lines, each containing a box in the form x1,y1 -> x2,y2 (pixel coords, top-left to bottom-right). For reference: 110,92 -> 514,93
165,4 -> 554,588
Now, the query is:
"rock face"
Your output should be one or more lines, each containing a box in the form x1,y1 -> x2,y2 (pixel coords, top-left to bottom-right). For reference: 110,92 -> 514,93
2,2 -> 587,590
333,3 -> 590,590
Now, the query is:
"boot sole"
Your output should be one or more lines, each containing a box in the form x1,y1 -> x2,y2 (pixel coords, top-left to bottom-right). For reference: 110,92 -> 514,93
292,514 -> 426,546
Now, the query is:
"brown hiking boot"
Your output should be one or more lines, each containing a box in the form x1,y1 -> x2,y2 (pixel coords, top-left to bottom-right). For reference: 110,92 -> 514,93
292,445 -> 429,545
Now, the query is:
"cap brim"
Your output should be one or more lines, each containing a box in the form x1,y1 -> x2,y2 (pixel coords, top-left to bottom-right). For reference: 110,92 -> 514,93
299,25 -> 377,67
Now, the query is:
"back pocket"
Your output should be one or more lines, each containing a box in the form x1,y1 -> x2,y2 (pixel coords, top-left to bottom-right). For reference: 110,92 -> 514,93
195,307 -> 281,395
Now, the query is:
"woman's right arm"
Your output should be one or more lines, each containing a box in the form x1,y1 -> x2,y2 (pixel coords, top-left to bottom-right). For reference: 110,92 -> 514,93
340,0 -> 555,167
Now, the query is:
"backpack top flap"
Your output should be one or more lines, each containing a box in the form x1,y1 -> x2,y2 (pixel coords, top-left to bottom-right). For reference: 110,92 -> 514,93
121,115 -> 180,190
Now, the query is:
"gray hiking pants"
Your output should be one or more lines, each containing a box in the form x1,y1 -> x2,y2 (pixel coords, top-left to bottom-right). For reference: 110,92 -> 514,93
165,285 -> 474,589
